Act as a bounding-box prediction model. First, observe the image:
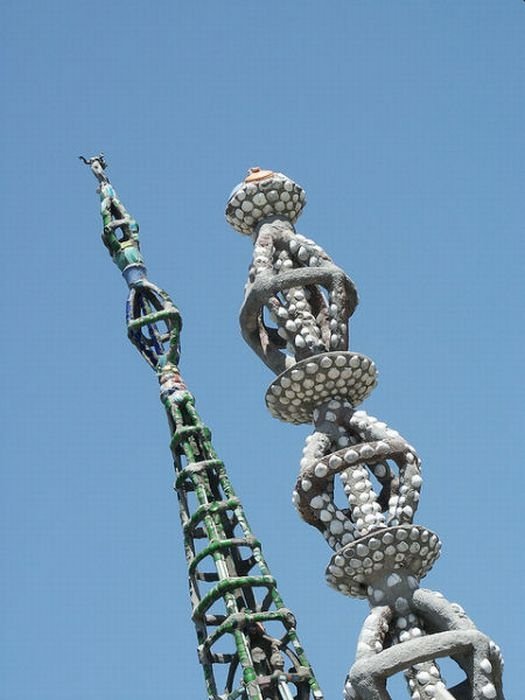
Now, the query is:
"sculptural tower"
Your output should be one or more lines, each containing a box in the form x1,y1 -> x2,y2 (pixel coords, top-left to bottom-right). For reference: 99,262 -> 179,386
226,167 -> 505,700
81,155 -> 324,700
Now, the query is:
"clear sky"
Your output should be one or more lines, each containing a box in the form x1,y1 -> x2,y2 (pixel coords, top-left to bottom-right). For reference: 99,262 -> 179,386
2,2 -> 523,699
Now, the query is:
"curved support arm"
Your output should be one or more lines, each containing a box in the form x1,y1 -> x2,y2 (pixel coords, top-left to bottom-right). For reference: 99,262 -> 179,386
413,588 -> 478,633
240,267 -> 357,374
349,629 -> 503,700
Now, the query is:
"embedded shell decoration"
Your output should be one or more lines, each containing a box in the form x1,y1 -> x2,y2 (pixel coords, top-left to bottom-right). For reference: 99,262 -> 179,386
326,525 -> 442,599
266,352 -> 378,424
229,164 -> 507,700
225,168 -> 307,235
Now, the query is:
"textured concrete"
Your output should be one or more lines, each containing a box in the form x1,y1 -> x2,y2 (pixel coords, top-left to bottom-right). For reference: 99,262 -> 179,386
227,167 -> 506,700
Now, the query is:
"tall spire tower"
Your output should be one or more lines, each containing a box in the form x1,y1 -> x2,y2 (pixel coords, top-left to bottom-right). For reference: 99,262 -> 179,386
225,167 -> 506,700
81,155 -> 323,700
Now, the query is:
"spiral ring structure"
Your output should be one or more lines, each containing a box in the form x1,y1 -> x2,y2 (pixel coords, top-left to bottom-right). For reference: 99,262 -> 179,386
227,168 -> 505,700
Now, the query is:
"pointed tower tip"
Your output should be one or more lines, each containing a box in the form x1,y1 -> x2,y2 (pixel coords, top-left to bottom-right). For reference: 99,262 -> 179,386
79,153 -> 107,168
79,153 -> 109,183
244,166 -> 274,183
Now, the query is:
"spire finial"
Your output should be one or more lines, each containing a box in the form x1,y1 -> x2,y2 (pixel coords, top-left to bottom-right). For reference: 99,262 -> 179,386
79,153 -> 109,183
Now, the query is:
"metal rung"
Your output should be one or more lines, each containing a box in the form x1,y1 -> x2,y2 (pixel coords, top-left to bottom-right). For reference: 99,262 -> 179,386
192,575 -> 276,620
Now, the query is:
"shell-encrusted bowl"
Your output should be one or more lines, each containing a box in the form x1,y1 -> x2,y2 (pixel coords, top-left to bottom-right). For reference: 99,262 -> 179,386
326,525 -> 442,599
226,167 -> 306,235
265,351 -> 378,425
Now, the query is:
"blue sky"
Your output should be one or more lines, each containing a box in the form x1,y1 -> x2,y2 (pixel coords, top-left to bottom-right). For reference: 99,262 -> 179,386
2,2 -> 524,698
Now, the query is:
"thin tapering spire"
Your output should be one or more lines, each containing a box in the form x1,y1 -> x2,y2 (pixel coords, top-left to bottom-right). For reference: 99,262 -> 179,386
82,156 -> 324,700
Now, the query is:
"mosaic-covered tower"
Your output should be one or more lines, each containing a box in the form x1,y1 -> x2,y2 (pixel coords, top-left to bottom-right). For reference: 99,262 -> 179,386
81,155 -> 324,700
226,167 -> 505,700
